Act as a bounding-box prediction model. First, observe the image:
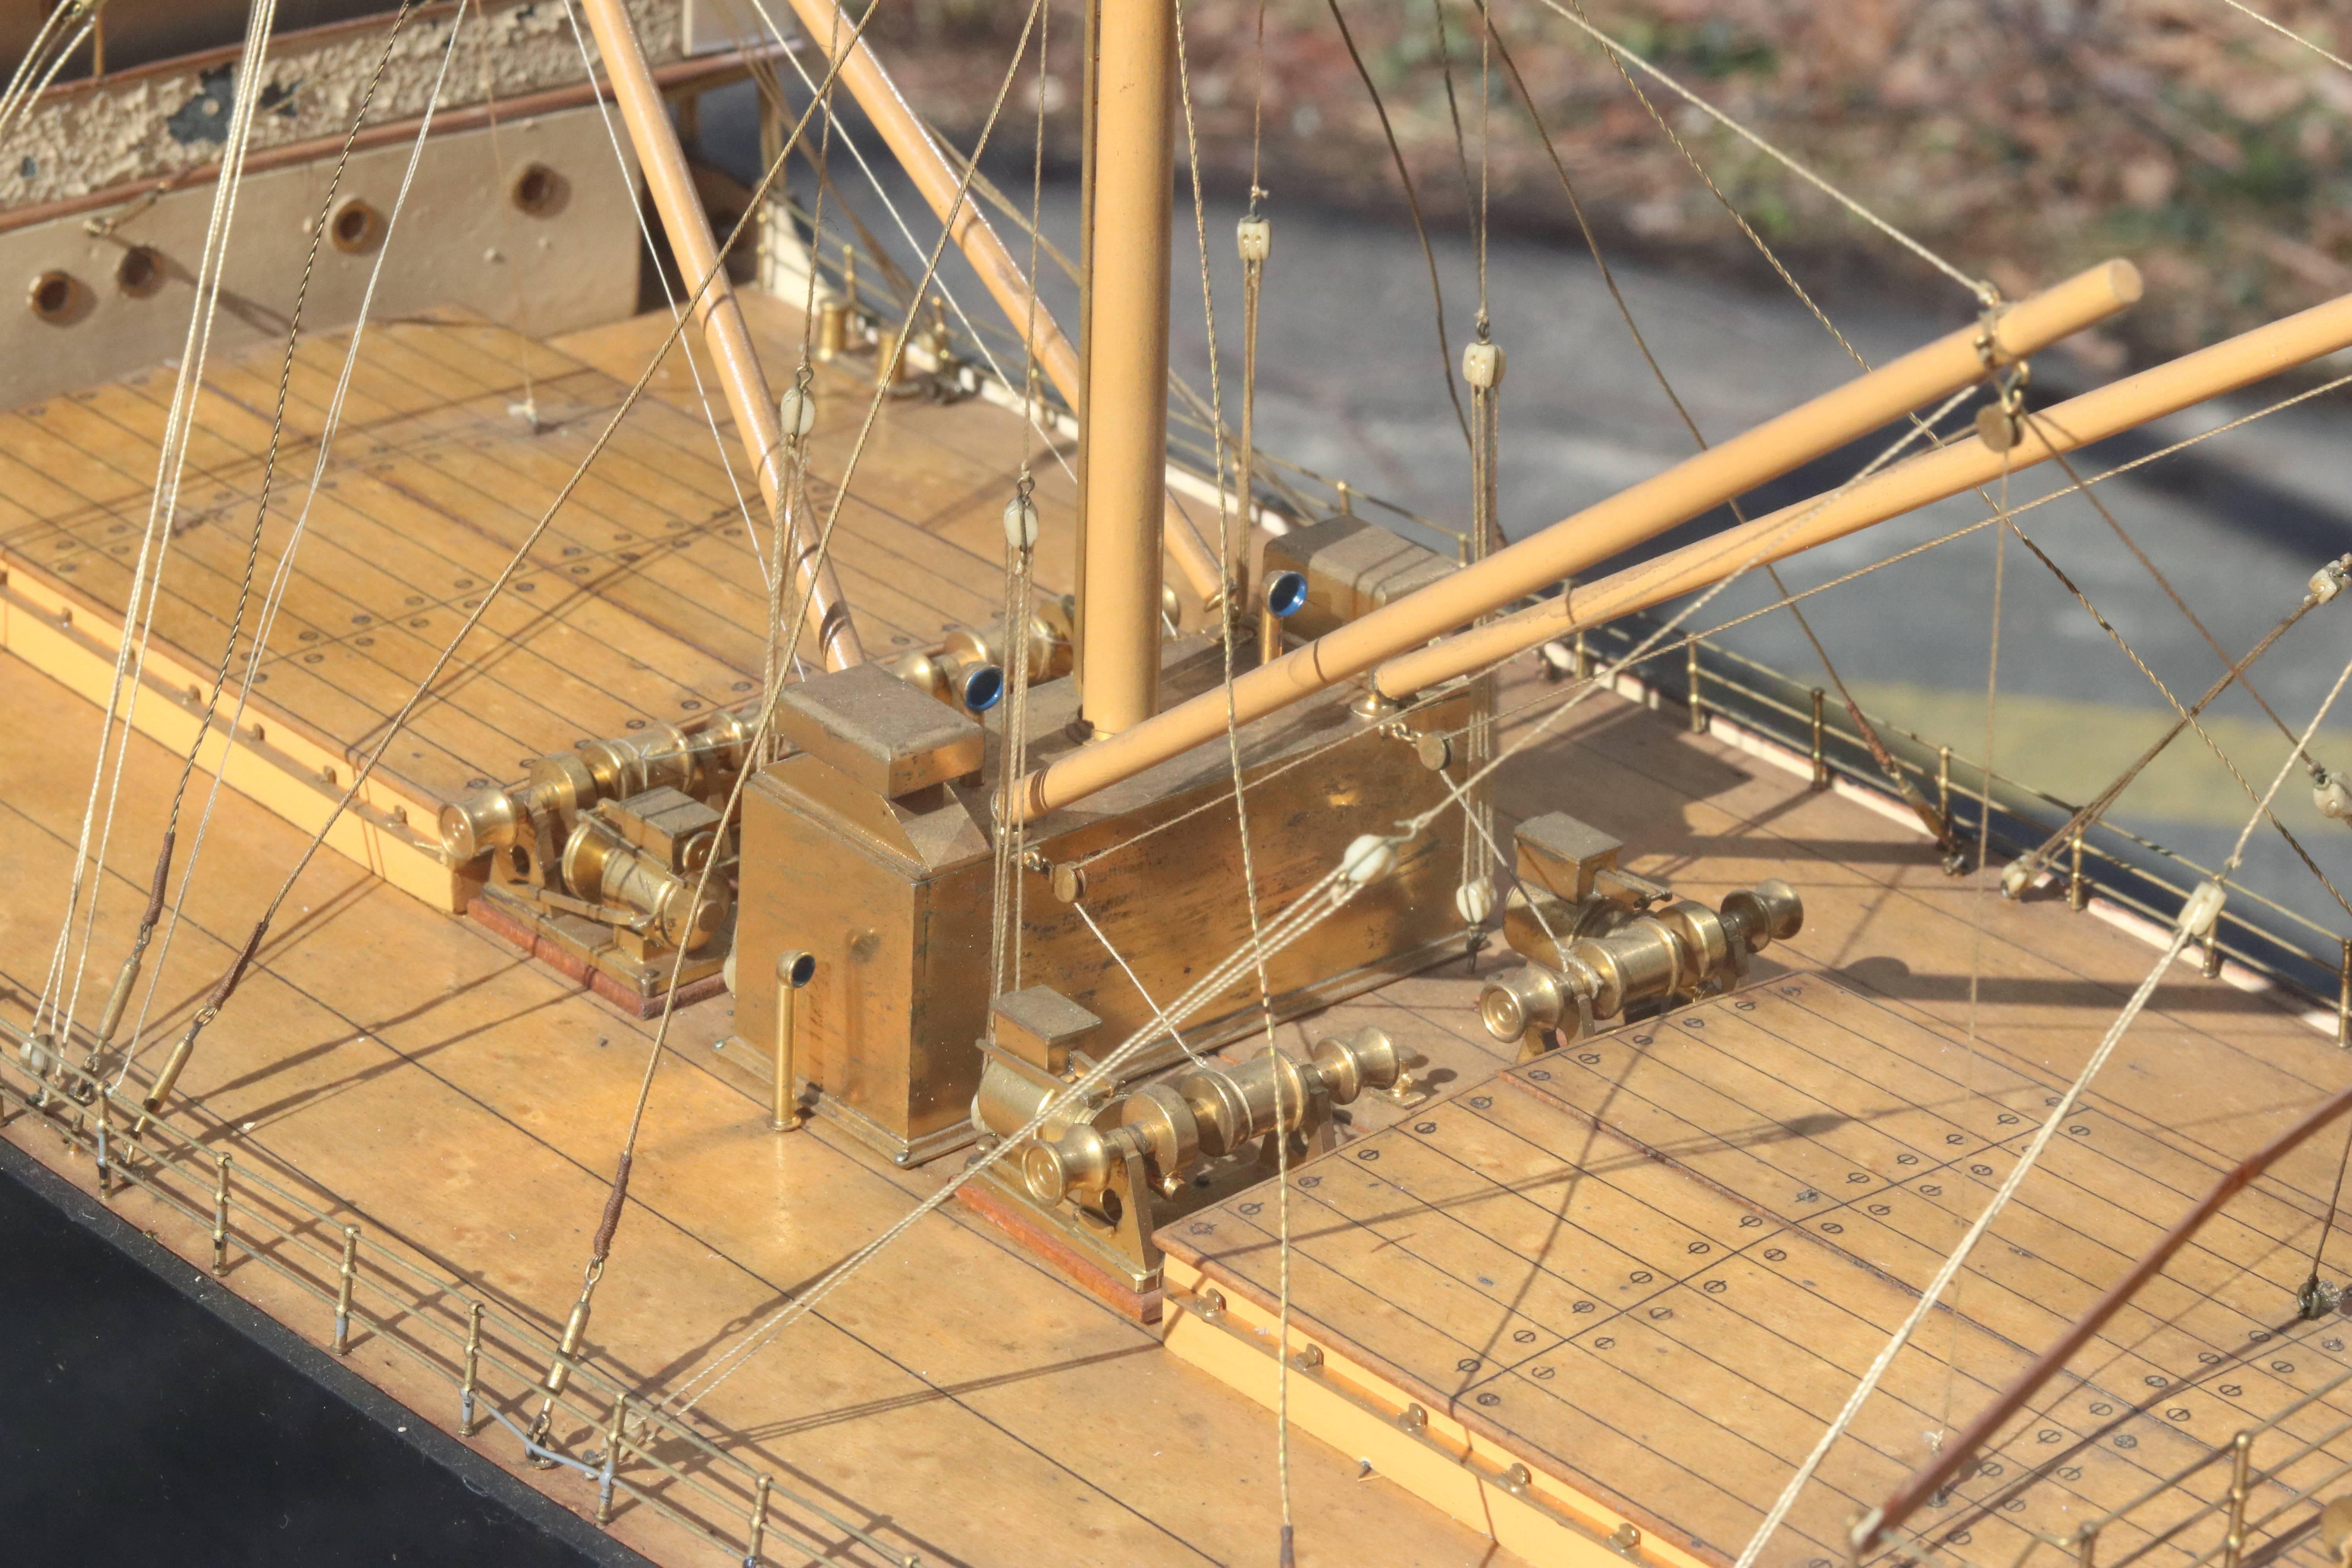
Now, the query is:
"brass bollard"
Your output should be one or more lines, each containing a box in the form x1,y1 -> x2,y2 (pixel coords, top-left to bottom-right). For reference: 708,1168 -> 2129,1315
771,951 -> 815,1131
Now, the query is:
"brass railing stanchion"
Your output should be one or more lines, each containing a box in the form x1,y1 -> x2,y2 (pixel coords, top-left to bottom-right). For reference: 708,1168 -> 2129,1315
460,1302 -> 484,1435
2223,1430 -> 2254,1568
597,1392 -> 628,1524
2204,930 -> 2225,979
771,951 -> 815,1131
2337,936 -> 2349,1048
2069,828 -> 2087,912
1574,628 -> 1590,681
93,1087 -> 113,1198
1687,640 -> 1706,734
745,1474 -> 771,1567
211,1154 -> 232,1274
334,1224 -> 359,1354
1810,688 -> 1829,788
2076,1521 -> 2099,1568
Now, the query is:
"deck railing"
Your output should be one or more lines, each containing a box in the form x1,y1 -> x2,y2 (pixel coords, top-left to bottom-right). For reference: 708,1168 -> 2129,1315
1575,610 -> 2352,1039
0,1031 -> 916,1568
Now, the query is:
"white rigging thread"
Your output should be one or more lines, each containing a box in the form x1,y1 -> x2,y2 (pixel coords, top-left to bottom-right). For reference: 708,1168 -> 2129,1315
653,381 -> 1985,1425
556,0 -> 775,592
37,0 -> 280,1044
734,0 -> 1079,489
2214,0 -> 2352,77
1168,2 -> 1294,1553
0,1 -> 99,151
115,4 -> 470,1085
1746,652 -> 2352,1568
1532,0 -> 1985,298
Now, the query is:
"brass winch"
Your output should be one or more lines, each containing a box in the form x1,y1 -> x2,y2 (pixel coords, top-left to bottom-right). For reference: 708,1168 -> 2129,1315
1476,811 -> 1804,1054
438,710 -> 758,1012
960,986 -> 1415,1317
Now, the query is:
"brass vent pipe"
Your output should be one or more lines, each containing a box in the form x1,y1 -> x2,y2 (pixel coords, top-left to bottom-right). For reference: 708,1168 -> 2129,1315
1374,286 -> 2352,700
575,0 -> 862,669
1007,260 -> 2141,821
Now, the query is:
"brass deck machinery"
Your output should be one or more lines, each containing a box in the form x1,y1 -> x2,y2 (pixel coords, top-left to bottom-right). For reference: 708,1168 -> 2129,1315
1475,811 -> 1806,1054
959,986 -> 1416,1317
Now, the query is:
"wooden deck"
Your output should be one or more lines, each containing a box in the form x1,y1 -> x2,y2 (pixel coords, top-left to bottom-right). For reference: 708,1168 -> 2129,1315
0,292 -> 1105,905
0,293 -> 2347,1568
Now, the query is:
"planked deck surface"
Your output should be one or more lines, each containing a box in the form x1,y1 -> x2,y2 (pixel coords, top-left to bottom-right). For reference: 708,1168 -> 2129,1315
0,290 -> 1088,817
1166,706 -> 2352,1568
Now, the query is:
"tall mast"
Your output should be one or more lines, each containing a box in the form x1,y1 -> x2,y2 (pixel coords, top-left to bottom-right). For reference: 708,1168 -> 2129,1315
1073,0 -> 1175,737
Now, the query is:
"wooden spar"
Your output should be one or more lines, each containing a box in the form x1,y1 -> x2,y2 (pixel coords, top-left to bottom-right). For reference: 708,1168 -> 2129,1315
1009,260 -> 2140,822
1374,288 -> 2352,701
777,0 -> 1225,604
1074,0 -> 1175,736
1854,1078 -> 2352,1554
577,0 -> 864,670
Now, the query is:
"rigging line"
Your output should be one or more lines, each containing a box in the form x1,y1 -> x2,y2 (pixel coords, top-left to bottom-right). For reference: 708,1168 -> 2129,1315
470,0 -> 542,427
1998,419 -> 2352,919
1324,0 -> 1472,451
740,0 -> 1078,487
36,0 -> 280,1040
88,0 -> 424,1064
0,3 -> 76,133
115,2 -> 459,1089
1073,900 -> 1209,1067
2010,593 -> 2328,920
670,384 -> 1983,1421
1472,2 -> 1935,841
2301,1116 -> 2352,1307
1171,5 -> 1293,1553
557,0 -> 775,595
2043,437 -> 2314,765
663,844 -> 1370,1417
128,0 -> 892,1114
524,9 -> 1047,1425
1427,0 -> 1479,277
1831,648 -> 2352,1566
0,12 -> 95,153
1940,445 -> 2013,1451
2213,0 -> 2352,77
1248,0 -> 1268,205
988,0 -> 1049,1002
1530,0 -> 1984,298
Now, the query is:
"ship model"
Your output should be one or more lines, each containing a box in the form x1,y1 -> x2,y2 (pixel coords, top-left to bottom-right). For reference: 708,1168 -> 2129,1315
7,2 -> 2352,1566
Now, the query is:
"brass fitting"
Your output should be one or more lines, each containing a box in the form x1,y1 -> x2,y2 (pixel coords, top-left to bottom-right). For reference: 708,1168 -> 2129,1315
1480,878 -> 1802,1046
560,813 -> 730,951
1018,1026 -> 1404,1207
438,708 -> 756,865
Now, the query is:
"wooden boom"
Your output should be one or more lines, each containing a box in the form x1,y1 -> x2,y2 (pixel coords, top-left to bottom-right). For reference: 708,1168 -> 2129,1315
1373,288 -> 2352,700
1009,260 -> 2142,822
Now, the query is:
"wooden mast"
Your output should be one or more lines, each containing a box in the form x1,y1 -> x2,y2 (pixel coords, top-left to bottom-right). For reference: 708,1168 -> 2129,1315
576,0 -> 863,670
1073,0 -> 1176,736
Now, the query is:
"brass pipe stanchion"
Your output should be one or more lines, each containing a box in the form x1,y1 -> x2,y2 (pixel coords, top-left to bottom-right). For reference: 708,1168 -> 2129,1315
771,951 -> 815,1131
